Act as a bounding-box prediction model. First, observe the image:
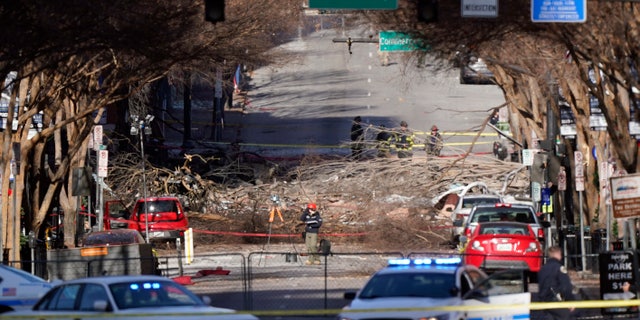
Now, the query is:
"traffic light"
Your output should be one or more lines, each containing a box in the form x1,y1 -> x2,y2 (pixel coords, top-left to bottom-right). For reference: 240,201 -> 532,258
205,0 -> 225,23
417,0 -> 438,23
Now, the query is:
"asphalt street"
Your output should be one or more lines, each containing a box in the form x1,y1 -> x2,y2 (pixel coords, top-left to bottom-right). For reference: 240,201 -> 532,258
169,28 -> 509,159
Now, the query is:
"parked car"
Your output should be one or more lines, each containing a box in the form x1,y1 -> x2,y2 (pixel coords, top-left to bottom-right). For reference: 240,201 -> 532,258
80,229 -> 161,276
459,55 -> 495,85
81,229 -> 146,247
104,200 -> 131,230
0,265 -> 56,313
462,222 -> 543,281
450,194 -> 502,246
127,197 -> 189,241
338,257 -> 530,320
457,203 -> 550,243
7,275 -> 258,319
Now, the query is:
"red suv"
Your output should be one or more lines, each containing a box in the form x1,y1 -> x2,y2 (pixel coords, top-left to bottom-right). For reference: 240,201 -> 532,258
127,196 -> 189,241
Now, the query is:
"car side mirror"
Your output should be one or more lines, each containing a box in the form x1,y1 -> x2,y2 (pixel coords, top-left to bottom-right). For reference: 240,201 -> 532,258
344,291 -> 357,300
453,219 -> 463,227
541,221 -> 551,228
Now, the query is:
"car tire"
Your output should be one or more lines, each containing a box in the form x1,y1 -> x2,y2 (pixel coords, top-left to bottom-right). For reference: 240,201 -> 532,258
459,69 -> 467,84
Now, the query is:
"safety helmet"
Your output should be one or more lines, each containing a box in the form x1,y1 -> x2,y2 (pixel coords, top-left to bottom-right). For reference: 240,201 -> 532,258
400,121 -> 408,127
431,125 -> 439,131
307,203 -> 317,210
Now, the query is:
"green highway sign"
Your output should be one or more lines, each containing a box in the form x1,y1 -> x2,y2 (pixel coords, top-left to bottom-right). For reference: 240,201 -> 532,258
309,0 -> 397,10
379,31 -> 428,52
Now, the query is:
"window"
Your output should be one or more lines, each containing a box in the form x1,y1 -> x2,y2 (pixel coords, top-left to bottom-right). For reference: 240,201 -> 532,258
79,284 -> 109,311
358,272 -> 456,299
110,281 -> 200,309
38,284 -> 81,310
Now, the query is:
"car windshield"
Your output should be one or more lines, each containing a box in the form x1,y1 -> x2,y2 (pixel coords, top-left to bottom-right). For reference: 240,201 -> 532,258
358,272 -> 456,299
479,223 -> 531,236
472,209 -> 534,223
461,197 -> 500,209
110,280 -> 203,309
136,200 -> 178,214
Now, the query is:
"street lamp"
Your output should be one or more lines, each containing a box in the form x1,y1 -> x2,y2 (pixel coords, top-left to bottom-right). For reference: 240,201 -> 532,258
130,114 -> 154,243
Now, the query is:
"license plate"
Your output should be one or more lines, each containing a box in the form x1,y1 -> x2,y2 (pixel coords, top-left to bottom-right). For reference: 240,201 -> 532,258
496,243 -> 512,251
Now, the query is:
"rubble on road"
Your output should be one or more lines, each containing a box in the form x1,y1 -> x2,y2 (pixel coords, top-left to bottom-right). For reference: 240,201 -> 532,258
108,151 -> 529,250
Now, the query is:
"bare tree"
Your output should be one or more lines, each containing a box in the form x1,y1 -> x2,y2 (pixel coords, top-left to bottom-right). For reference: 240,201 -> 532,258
0,0 -> 303,258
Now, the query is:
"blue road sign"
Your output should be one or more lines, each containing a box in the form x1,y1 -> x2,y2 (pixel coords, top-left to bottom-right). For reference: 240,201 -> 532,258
531,0 -> 586,23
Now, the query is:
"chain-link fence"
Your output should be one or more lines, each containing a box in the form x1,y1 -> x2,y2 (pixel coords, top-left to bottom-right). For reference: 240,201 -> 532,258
5,249 -> 629,320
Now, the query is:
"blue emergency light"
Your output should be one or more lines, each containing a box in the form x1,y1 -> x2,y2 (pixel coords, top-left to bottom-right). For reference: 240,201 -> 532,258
388,257 -> 462,266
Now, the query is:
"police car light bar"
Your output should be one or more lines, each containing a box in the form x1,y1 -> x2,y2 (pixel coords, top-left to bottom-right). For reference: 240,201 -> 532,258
388,257 -> 462,266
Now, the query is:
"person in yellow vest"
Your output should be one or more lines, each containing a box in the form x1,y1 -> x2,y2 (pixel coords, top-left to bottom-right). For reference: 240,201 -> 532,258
393,121 -> 414,158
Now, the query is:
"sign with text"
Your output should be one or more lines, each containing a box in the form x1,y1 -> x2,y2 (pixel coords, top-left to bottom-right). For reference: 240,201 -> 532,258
531,0 -> 586,23
461,0 -> 498,17
558,167 -> 567,191
610,174 -> 640,218
379,31 -> 428,52
599,251 -> 639,315
522,149 -> 535,166
98,149 -> 109,178
309,0 -> 397,9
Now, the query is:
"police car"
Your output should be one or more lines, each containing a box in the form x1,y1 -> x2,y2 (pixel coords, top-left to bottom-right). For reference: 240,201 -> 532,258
0,264 -> 56,313
337,257 -> 530,320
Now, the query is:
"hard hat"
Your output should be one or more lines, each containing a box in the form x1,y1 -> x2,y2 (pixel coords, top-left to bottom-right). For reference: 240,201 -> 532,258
307,203 -> 317,210
400,121 -> 408,127
431,125 -> 439,131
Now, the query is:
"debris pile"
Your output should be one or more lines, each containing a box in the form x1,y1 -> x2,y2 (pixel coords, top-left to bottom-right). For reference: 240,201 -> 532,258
107,151 -> 529,250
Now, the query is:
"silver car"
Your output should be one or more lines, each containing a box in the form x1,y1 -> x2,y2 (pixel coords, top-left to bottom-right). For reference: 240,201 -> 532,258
8,275 -> 258,319
460,56 -> 495,84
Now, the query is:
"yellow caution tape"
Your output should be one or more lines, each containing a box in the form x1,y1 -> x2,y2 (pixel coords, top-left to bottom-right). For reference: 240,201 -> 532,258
244,300 -> 639,316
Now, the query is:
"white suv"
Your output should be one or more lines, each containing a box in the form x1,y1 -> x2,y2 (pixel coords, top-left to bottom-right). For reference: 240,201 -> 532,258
458,203 -> 551,244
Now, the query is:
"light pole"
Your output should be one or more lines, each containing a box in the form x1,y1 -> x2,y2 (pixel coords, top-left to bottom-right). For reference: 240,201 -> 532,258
130,114 -> 154,243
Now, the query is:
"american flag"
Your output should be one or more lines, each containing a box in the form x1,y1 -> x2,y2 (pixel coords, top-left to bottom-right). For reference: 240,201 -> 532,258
3,287 -> 16,296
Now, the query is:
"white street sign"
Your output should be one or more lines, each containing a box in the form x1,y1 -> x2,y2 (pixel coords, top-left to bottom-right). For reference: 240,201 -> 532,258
576,176 -> 585,191
558,166 -> 567,191
93,125 -> 103,151
574,151 -> 584,178
461,0 -> 498,17
522,149 -> 535,166
98,149 -> 108,177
